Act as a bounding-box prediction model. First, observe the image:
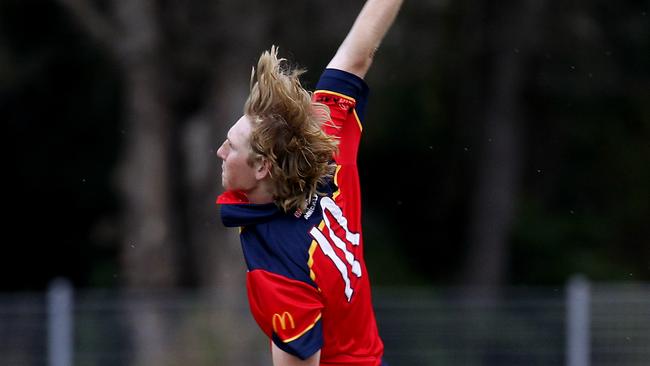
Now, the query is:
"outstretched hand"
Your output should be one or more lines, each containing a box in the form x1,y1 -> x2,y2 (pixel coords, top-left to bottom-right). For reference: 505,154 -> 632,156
327,0 -> 404,79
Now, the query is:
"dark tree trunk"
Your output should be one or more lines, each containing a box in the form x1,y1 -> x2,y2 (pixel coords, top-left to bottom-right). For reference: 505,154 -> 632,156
461,0 -> 546,291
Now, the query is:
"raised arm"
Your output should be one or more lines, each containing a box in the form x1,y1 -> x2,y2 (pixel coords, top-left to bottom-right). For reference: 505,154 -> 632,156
327,0 -> 404,79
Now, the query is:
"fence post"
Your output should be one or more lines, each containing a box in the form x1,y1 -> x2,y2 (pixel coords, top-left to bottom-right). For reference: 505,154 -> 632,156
48,278 -> 74,366
566,274 -> 591,366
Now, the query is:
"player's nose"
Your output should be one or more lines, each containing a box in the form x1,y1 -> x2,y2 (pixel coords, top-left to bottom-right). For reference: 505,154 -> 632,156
216,142 -> 227,160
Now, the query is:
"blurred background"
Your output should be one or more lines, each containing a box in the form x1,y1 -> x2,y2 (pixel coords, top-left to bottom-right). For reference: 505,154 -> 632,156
1,0 -> 648,365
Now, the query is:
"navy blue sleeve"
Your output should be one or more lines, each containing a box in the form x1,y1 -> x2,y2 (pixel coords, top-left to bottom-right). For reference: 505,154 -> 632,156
316,69 -> 370,122
272,320 -> 323,360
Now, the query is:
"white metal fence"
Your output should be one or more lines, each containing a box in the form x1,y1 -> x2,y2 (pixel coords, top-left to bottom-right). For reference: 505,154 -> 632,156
1,277 -> 648,366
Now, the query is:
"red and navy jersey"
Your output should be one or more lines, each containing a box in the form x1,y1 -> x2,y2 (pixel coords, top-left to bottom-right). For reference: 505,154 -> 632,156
218,69 -> 383,365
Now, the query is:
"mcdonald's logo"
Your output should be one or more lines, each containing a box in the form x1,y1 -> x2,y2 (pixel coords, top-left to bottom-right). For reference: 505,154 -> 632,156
272,312 -> 296,333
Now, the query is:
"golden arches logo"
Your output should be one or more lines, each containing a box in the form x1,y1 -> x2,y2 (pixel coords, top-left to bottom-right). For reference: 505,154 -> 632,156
272,312 -> 296,333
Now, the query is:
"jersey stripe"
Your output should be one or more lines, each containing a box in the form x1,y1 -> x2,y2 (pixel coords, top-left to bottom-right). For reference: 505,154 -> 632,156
308,240 -> 318,282
332,165 -> 342,200
314,90 -> 356,103
283,314 -> 323,343
310,223 -> 354,301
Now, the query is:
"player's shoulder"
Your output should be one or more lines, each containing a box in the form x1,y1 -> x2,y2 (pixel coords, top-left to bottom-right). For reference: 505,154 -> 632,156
240,198 -> 326,285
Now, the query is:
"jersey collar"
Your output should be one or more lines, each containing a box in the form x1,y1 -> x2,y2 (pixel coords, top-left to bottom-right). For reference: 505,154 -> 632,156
217,190 -> 281,227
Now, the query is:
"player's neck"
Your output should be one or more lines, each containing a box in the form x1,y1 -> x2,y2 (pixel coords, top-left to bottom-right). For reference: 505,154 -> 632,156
245,181 -> 274,205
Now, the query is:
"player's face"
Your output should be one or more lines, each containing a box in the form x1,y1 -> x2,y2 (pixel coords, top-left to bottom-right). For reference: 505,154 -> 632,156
217,115 -> 258,192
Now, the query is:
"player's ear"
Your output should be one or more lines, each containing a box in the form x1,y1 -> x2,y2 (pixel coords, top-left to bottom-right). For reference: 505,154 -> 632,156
254,157 -> 271,180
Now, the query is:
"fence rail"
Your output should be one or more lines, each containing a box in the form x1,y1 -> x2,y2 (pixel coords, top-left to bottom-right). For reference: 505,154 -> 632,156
1,277 -> 648,366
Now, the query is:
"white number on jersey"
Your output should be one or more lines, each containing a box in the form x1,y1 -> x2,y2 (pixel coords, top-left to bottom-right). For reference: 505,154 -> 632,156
309,197 -> 361,302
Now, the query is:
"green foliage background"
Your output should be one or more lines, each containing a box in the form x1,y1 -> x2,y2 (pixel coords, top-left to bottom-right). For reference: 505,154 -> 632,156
1,0 -> 648,290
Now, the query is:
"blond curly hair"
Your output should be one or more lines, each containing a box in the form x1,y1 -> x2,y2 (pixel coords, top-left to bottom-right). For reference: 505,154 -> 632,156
244,46 -> 338,213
